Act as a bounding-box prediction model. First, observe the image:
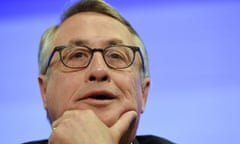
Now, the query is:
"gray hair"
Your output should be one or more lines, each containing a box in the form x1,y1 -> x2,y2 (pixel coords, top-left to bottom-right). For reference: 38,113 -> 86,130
38,0 -> 150,78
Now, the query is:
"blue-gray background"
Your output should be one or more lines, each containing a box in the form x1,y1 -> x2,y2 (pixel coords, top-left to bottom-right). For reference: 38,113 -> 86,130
1,0 -> 239,143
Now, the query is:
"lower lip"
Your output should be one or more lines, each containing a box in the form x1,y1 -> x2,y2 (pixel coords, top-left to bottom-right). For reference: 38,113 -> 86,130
80,98 -> 115,107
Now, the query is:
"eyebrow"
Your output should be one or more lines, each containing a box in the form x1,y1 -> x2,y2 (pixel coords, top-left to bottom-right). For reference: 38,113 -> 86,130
68,38 -> 124,47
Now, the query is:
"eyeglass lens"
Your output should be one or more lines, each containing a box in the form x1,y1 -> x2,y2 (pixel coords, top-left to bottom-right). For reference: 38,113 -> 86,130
60,46 -> 134,69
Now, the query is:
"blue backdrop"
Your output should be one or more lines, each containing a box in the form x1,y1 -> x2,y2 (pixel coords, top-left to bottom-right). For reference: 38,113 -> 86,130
1,0 -> 240,143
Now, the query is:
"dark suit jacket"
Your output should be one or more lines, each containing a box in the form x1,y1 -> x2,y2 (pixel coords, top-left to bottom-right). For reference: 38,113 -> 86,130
23,135 -> 174,144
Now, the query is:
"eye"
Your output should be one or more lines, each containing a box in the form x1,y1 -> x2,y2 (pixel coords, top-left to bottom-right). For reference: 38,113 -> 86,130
67,48 -> 89,60
109,53 -> 122,59
71,52 -> 84,58
60,46 -> 91,68
105,49 -> 126,60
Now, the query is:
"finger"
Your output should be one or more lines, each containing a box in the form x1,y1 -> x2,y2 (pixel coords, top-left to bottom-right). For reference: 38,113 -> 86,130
51,110 -> 75,128
52,117 -> 61,129
48,127 -> 56,144
110,111 -> 137,140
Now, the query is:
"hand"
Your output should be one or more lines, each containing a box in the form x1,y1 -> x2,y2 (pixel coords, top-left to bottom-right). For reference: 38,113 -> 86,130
48,110 -> 137,144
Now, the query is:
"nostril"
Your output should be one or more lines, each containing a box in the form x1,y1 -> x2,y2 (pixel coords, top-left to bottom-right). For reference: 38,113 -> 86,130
101,75 -> 108,81
87,67 -> 109,82
89,74 -> 109,82
89,76 -> 96,81
89,75 -> 108,81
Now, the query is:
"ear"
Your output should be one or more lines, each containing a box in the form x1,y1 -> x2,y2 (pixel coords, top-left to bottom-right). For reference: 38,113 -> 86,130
141,77 -> 150,113
38,75 -> 48,110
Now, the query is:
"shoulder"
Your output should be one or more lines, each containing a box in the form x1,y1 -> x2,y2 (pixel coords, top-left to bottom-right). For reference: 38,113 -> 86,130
135,135 -> 175,144
22,139 -> 48,144
22,135 -> 175,144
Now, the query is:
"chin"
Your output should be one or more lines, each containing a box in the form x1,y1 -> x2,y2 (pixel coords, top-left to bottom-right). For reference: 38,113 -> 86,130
95,110 -> 120,127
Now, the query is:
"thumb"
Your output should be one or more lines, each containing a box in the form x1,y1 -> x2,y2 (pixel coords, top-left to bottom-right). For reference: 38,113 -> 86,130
110,111 -> 137,141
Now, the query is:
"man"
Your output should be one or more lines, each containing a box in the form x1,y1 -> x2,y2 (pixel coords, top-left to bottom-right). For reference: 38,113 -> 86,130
24,0 -> 174,144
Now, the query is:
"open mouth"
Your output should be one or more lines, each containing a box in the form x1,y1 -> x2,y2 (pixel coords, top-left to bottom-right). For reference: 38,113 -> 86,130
77,90 -> 117,106
88,94 -> 115,100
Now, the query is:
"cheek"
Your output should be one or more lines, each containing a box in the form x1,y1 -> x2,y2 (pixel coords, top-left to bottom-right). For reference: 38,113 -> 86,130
45,72 -> 82,120
116,72 -> 143,112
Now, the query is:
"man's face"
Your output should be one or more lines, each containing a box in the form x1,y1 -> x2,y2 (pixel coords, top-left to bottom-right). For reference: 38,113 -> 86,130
38,12 -> 150,131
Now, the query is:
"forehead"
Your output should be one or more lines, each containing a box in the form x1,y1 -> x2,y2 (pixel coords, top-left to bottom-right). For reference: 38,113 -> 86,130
52,12 -> 135,47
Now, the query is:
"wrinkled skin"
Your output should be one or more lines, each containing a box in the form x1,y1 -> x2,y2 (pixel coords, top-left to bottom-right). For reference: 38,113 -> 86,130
38,12 -> 150,144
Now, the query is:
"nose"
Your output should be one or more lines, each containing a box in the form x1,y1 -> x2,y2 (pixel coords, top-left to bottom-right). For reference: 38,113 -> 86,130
86,53 -> 110,82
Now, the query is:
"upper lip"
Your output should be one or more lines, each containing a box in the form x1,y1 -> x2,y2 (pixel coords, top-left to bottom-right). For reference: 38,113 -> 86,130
80,90 -> 117,101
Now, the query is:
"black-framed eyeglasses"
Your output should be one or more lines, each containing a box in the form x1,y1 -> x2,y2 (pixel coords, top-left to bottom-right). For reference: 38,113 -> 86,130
43,45 -> 145,74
